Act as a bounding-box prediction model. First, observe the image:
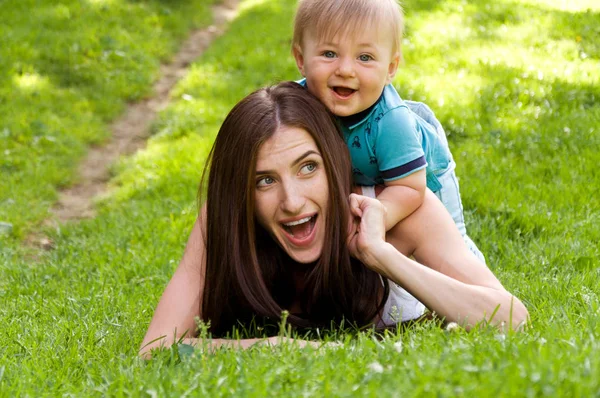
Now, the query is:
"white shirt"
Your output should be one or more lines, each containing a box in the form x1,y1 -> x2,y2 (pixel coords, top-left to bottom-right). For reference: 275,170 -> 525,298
379,278 -> 426,326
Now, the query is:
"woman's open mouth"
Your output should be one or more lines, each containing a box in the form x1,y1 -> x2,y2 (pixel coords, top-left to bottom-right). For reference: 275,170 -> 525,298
281,214 -> 318,246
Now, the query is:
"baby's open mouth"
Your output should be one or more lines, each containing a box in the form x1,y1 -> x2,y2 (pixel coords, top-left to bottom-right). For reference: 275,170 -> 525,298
332,87 -> 356,97
282,215 -> 317,239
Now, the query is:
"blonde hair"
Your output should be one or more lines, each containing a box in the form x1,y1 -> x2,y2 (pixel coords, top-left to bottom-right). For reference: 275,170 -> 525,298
293,0 -> 404,55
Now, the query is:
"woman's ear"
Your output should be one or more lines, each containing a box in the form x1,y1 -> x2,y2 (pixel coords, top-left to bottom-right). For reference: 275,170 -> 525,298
293,45 -> 306,77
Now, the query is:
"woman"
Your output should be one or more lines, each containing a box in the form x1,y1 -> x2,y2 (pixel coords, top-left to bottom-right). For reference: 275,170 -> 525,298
141,82 -> 528,354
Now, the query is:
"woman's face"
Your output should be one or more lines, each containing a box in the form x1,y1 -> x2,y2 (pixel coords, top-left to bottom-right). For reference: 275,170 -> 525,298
254,126 -> 329,264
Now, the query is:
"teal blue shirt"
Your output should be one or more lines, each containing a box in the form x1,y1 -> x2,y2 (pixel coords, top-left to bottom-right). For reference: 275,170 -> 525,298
298,80 -> 451,191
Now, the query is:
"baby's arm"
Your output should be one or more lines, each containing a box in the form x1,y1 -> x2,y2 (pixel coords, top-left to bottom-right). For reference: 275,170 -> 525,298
377,168 -> 426,231
373,105 -> 431,231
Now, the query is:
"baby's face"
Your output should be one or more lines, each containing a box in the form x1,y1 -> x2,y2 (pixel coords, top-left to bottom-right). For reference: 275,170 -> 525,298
294,24 -> 399,117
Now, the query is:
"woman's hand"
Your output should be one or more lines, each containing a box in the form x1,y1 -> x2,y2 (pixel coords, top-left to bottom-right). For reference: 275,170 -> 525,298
347,193 -> 390,270
263,336 -> 339,349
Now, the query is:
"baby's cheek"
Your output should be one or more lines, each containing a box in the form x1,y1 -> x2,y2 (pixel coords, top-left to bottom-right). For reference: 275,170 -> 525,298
307,86 -> 329,104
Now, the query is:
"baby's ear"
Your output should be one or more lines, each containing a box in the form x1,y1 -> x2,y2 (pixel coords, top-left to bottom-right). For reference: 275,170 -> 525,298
292,45 -> 306,76
387,52 -> 401,83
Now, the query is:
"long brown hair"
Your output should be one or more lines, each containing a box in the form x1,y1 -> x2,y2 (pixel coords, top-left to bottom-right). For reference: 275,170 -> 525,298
200,82 -> 388,336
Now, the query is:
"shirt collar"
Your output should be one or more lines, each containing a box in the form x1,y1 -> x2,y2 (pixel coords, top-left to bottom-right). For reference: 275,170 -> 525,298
338,92 -> 383,130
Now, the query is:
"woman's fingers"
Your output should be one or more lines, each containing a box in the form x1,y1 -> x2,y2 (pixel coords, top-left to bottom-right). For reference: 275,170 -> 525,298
349,193 -> 363,217
347,194 -> 361,242
347,194 -> 362,258
350,194 -> 386,238
264,337 -> 340,349
346,194 -> 390,266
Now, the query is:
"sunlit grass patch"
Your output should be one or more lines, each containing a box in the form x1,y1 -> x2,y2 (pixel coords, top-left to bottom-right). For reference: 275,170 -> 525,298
107,134 -> 214,204
12,72 -> 50,91
520,0 -> 600,11
0,0 -> 218,237
84,0 -> 119,7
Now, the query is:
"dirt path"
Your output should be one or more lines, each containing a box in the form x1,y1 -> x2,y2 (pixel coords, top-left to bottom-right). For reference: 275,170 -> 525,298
51,0 -> 239,224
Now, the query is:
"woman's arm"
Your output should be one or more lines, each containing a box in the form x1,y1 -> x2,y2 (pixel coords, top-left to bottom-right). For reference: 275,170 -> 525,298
348,191 -> 528,330
139,214 -> 205,357
140,208 -> 324,357
139,208 -> 264,357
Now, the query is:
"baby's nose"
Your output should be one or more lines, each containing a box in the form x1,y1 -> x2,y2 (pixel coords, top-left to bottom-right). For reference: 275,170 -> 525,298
336,57 -> 356,77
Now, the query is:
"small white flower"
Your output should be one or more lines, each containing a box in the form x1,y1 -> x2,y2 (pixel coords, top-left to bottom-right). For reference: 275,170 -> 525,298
181,93 -> 194,101
393,341 -> 403,353
495,333 -> 506,342
146,390 -> 158,398
368,361 -> 384,373
445,322 -> 460,332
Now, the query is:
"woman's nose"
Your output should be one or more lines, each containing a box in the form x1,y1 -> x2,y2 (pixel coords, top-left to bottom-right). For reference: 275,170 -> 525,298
335,56 -> 355,78
280,182 -> 305,214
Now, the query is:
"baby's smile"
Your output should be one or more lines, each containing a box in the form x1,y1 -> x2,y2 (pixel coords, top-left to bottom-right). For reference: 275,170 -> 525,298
332,86 -> 357,98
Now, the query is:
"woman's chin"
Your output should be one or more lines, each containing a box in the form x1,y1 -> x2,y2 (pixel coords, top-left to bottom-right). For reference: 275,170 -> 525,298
276,235 -> 323,264
288,248 -> 322,264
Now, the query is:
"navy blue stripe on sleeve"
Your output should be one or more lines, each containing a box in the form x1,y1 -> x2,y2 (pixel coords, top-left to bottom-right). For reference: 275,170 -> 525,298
381,156 -> 427,180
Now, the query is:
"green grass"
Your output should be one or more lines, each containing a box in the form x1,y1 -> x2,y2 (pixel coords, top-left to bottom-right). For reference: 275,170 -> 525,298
0,0 -> 218,238
1,0 -> 600,395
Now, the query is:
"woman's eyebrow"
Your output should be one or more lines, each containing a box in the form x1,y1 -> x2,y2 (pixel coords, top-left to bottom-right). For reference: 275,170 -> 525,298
256,150 -> 321,175
291,150 -> 321,167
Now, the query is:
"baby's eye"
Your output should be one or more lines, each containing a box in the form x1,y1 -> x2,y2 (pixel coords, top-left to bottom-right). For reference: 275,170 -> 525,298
323,51 -> 337,58
256,176 -> 275,187
358,54 -> 373,62
300,162 -> 317,175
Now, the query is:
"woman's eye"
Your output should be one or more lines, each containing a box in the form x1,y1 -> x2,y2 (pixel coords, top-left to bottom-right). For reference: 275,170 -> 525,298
323,51 -> 336,58
257,176 -> 274,187
359,54 -> 373,62
300,163 -> 317,175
